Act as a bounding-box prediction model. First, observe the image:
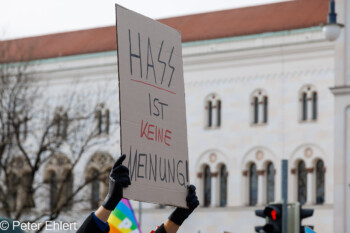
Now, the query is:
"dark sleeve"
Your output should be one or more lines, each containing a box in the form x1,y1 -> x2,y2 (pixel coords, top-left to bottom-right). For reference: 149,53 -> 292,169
154,224 -> 167,233
77,213 -> 110,233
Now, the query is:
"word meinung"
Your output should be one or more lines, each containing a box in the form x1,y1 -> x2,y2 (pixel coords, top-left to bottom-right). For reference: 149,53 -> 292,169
127,146 -> 189,187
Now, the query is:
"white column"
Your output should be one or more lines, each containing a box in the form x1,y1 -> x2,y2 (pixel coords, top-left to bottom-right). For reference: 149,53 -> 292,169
333,0 -> 350,231
257,171 -> 264,205
211,174 -> 217,207
346,108 -> 350,232
306,169 -> 313,205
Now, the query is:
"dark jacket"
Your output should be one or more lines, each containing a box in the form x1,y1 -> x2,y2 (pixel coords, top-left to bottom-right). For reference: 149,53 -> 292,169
77,213 -> 109,233
76,213 -> 166,233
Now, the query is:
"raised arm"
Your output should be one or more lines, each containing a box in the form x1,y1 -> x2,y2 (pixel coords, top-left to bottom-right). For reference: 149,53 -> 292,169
77,155 -> 131,233
154,185 -> 199,233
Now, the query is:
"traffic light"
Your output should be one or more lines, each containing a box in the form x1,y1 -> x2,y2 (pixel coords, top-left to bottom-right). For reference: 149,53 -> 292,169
299,206 -> 314,233
255,209 -> 266,233
255,203 -> 283,233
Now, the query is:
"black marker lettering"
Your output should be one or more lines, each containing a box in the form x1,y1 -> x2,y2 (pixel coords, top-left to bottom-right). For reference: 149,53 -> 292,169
186,160 -> 189,183
149,93 -> 152,116
158,40 -> 166,84
128,146 -> 138,181
168,158 -> 175,183
129,30 -> 142,78
177,160 -> 185,187
159,157 -> 167,183
153,98 -> 160,117
159,102 -> 168,120
149,153 -> 157,182
167,46 -> 175,87
146,37 -> 157,83
137,153 -> 146,179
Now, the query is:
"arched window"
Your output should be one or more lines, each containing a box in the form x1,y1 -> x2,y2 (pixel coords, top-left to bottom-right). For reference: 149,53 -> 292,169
86,152 -> 114,210
251,89 -> 268,125
253,97 -> 259,124
316,160 -> 325,204
205,94 -> 221,128
62,171 -> 73,210
8,173 -> 20,211
298,161 -> 307,205
312,92 -> 318,120
299,85 -> 317,122
22,173 -> 35,208
91,169 -> 100,209
203,165 -> 211,207
53,107 -> 68,139
49,171 -> 58,211
95,103 -> 110,135
249,163 -> 258,206
14,112 -> 28,141
266,162 -> 275,203
45,154 -> 73,211
219,165 -> 227,207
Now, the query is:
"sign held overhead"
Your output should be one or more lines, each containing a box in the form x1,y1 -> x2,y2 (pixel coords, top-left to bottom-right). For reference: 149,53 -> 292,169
115,4 -> 189,208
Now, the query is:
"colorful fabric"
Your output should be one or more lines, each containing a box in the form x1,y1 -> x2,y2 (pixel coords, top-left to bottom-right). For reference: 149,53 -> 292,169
305,227 -> 316,233
108,199 -> 141,233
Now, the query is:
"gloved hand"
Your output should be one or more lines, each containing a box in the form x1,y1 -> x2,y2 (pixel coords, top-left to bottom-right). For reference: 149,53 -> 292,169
102,154 -> 131,210
168,185 -> 200,226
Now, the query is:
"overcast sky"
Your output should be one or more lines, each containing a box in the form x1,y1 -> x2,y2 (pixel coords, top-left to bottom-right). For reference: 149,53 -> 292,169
0,0 -> 288,40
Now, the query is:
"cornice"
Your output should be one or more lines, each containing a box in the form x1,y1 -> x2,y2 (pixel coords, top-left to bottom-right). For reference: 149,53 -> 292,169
330,86 -> 350,96
185,67 -> 333,87
182,27 -> 330,60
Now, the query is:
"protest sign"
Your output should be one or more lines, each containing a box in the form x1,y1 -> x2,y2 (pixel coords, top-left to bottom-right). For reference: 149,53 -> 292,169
115,4 -> 189,208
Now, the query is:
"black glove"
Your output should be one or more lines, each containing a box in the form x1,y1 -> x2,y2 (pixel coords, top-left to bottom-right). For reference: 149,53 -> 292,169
168,185 -> 199,226
102,154 -> 131,210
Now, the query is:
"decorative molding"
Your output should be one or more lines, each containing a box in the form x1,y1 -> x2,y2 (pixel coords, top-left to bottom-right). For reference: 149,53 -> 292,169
304,148 -> 313,158
185,68 -> 333,87
209,153 -> 217,163
255,150 -> 264,161
197,172 -> 203,178
257,170 -> 265,176
306,168 -> 314,173
291,168 -> 296,175
211,172 -> 218,177
242,170 -> 248,177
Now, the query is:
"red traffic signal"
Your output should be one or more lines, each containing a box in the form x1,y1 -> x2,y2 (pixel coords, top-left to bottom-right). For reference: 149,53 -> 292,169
255,204 -> 283,233
264,205 -> 281,221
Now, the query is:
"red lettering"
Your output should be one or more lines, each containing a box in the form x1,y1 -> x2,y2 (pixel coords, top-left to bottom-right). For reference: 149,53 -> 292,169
164,129 -> 172,146
140,120 -> 150,139
148,124 -> 155,140
139,120 -> 172,146
158,128 -> 163,142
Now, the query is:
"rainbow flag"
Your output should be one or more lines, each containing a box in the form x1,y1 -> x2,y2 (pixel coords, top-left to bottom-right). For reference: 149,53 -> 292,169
108,199 -> 142,233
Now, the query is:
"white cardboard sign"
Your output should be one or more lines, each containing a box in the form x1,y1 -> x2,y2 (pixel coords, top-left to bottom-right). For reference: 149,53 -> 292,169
115,4 -> 189,208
